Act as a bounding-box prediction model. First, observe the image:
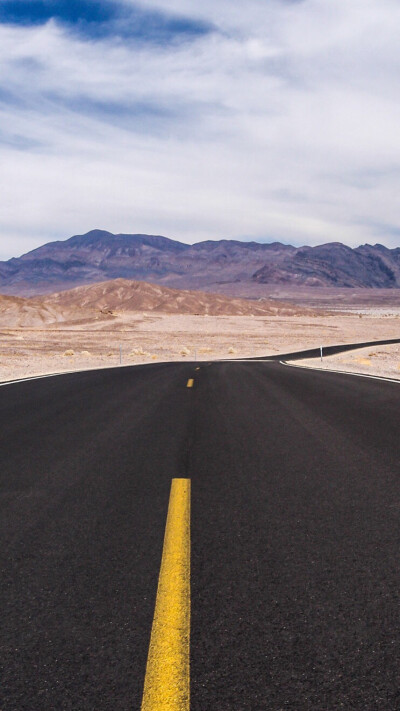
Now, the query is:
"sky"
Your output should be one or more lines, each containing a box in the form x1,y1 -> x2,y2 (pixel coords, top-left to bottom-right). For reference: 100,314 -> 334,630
1,0 -> 400,259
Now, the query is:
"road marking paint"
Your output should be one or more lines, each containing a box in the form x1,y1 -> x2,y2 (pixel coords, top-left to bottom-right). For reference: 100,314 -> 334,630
280,360 -> 400,384
187,379 -> 194,388
195,367 -> 200,371
141,478 -> 191,711
224,359 -> 272,362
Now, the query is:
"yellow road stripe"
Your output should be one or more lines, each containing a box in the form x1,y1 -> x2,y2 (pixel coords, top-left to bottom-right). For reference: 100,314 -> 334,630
141,478 -> 191,711
186,379 -> 194,388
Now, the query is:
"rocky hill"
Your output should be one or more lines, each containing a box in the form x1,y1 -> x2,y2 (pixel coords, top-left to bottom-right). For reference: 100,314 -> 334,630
0,294 -> 67,328
0,278 -> 308,328
43,278 -> 292,316
1,230 -> 400,296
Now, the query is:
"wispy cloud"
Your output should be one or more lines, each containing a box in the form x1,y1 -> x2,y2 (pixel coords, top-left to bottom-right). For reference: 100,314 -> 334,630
1,0 -> 400,258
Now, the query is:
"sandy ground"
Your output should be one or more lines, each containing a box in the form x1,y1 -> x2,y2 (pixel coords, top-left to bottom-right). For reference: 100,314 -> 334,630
295,343 -> 400,381
0,309 -> 399,383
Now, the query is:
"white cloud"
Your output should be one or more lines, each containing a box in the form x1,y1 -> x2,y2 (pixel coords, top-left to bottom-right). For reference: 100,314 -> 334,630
1,0 -> 400,259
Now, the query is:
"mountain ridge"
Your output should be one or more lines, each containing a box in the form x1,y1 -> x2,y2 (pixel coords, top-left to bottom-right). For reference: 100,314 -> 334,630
1,229 -> 400,296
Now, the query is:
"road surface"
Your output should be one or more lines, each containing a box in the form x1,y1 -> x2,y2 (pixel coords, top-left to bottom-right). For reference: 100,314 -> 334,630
1,354 -> 400,709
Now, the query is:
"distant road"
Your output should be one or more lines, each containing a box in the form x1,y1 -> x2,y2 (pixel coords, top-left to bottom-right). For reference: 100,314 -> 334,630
1,351 -> 400,709
265,335 -> 400,361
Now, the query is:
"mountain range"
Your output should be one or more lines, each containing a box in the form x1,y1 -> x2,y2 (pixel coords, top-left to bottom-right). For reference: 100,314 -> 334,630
1,229 -> 400,296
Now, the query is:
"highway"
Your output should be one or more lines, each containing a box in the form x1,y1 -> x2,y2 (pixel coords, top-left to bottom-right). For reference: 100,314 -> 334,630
1,354 -> 400,709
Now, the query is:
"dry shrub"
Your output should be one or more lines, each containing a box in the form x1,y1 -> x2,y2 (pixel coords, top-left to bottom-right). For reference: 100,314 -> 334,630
63,349 -> 75,357
357,358 -> 371,366
199,347 -> 212,354
151,355 -> 157,360
81,350 -> 91,356
180,347 -> 191,356
130,348 -> 150,357
228,347 -> 237,354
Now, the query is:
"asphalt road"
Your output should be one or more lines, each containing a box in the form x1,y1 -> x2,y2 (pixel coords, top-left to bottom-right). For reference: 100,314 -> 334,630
1,355 -> 400,710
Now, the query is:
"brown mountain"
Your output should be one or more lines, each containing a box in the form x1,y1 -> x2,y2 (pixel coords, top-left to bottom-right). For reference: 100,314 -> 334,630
0,279 -> 308,328
0,293 -> 98,328
43,278 -> 289,316
1,230 -> 400,296
0,294 -> 67,328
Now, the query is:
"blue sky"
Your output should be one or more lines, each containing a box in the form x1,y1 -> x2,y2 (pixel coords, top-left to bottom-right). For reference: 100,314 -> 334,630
0,0 -> 213,42
1,0 -> 400,258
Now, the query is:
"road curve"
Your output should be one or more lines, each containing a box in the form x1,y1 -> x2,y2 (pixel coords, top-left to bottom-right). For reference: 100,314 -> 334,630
0,356 -> 399,709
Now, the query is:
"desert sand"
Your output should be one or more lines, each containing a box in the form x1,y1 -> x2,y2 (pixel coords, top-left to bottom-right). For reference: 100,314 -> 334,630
0,307 -> 399,383
0,278 -> 399,383
295,343 -> 400,381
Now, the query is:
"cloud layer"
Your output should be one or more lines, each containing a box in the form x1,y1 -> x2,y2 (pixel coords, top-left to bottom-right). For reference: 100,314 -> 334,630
1,0 -> 400,258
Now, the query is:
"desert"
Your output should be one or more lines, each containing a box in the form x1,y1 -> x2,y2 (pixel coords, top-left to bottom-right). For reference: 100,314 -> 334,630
295,343 -> 400,380
0,277 -> 399,383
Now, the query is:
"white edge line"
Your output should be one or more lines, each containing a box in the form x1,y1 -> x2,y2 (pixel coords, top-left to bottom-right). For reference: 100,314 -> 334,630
0,356 -> 271,387
0,357 -> 263,387
215,359 -> 273,363
2,355 -> 399,388
0,361 -> 169,389
280,359 -> 400,385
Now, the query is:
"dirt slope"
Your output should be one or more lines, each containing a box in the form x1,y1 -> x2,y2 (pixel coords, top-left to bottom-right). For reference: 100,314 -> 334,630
42,278 -> 308,317
0,294 -> 69,328
0,278 -> 312,328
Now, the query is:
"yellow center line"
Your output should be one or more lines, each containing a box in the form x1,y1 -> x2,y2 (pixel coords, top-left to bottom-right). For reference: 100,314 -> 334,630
186,379 -> 194,388
141,478 -> 191,711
